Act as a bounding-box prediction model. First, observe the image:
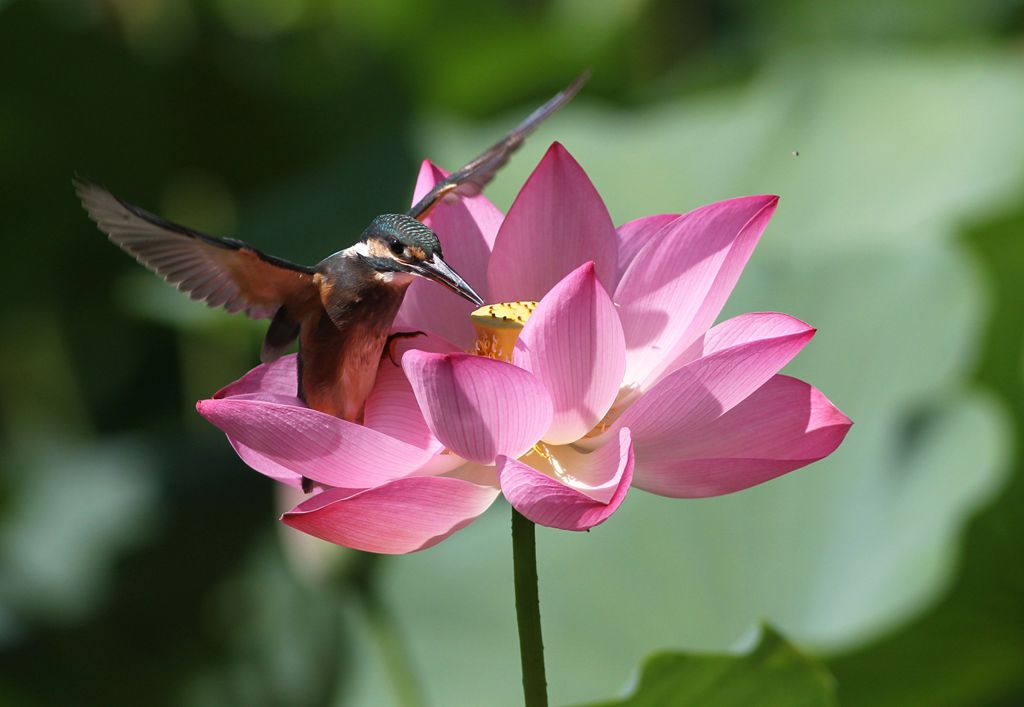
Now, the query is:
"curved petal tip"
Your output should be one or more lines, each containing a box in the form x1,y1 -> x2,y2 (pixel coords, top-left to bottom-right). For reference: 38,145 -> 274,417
282,476 -> 500,554
497,428 -> 634,531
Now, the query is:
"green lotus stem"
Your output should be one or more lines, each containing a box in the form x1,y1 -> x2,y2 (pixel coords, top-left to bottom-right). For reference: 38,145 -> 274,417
512,508 -> 549,707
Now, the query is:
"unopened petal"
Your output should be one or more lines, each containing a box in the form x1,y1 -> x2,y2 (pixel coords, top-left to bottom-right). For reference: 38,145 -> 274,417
488,143 -> 617,302
282,476 -> 500,554
402,351 -> 552,464
632,375 -> 852,497
513,262 -> 626,445
497,429 -> 634,531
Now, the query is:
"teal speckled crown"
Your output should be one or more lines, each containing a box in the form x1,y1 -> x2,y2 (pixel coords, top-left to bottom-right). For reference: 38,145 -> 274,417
362,213 -> 441,255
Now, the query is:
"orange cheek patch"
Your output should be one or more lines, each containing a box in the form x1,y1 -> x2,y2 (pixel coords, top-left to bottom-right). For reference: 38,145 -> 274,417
367,239 -> 392,258
407,246 -> 427,261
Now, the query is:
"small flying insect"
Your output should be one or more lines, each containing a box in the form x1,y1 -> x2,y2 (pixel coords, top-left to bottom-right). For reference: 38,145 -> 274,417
77,73 -> 588,421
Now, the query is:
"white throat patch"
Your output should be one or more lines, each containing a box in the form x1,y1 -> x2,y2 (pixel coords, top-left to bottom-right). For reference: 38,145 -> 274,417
376,270 -> 415,286
342,241 -> 372,258
341,241 -> 414,286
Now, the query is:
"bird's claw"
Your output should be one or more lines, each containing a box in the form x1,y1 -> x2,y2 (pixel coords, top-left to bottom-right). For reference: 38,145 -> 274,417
385,330 -> 427,366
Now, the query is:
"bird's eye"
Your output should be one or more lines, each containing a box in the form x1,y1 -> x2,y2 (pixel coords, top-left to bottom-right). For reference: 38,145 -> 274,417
388,239 -> 405,256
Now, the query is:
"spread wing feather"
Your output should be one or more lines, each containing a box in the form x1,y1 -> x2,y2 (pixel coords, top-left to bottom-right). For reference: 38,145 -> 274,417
76,179 -> 316,320
407,71 -> 589,221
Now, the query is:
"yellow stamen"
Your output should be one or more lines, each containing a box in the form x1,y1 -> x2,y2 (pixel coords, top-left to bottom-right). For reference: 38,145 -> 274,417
582,385 -> 635,439
528,441 -> 576,484
584,413 -> 615,438
470,301 -> 538,362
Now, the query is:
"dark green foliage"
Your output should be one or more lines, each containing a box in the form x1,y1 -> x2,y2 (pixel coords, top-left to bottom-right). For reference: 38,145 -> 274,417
578,627 -> 836,707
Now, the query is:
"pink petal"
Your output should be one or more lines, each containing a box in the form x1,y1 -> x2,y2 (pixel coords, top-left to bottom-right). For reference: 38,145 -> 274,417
591,313 -> 815,451
282,476 -> 500,554
402,351 -> 552,464
411,160 -> 505,249
512,262 -> 626,445
413,452 -> 468,477
213,354 -> 301,402
225,435 -> 304,489
362,360 -> 439,453
631,375 -> 852,497
196,397 -> 435,490
363,334 -> 466,476
616,214 -> 679,282
497,428 -> 634,531
670,310 -> 822,370
614,195 -> 779,392
487,143 -> 618,302
443,461 -> 500,487
395,161 -> 504,348
701,311 -> 811,355
362,333 -> 458,452
202,357 -> 306,487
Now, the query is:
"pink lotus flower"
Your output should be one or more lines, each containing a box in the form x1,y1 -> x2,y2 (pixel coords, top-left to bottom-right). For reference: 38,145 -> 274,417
197,143 -> 851,554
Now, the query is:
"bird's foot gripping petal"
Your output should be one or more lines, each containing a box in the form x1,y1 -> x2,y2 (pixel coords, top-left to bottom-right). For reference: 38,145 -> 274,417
384,330 -> 427,366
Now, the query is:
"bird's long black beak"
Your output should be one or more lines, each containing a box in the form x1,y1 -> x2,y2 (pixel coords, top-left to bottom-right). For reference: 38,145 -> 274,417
412,254 -> 484,306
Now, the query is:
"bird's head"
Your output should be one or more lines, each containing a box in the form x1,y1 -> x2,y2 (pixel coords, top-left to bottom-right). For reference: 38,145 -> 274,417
356,214 -> 484,306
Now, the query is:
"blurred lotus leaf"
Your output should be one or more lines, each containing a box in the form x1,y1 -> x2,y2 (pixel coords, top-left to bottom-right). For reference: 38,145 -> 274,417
179,534 -> 348,707
576,625 -> 837,707
0,437 -> 158,639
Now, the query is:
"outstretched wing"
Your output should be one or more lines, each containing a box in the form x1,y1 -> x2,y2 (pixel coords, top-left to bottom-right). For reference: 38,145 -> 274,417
407,71 -> 590,221
76,178 -> 317,320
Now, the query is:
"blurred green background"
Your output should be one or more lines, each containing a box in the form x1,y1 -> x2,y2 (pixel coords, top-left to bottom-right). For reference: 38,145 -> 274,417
2,0 -> 1023,704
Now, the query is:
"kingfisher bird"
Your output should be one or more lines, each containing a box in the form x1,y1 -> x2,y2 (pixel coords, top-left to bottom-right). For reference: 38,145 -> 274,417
76,73 -> 587,421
